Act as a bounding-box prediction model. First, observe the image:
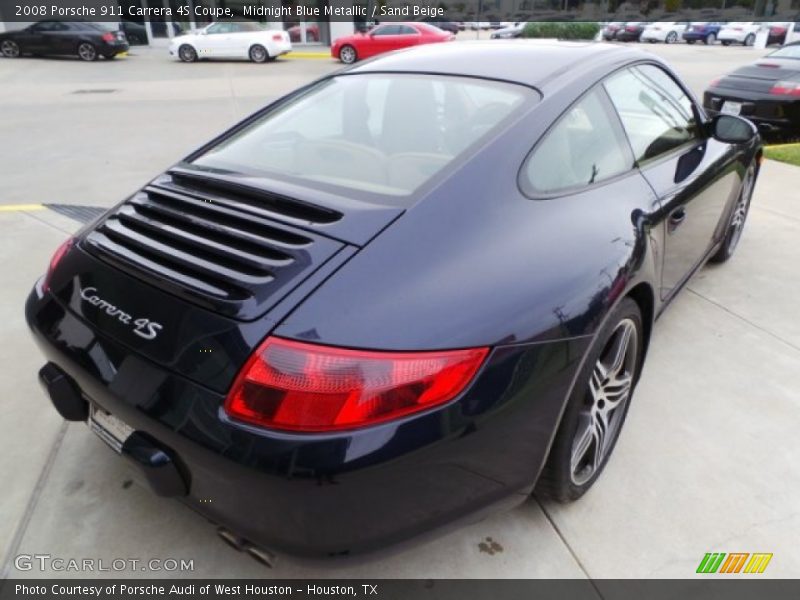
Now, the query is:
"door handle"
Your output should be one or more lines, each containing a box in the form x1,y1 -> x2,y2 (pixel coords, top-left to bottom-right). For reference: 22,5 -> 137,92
668,207 -> 687,233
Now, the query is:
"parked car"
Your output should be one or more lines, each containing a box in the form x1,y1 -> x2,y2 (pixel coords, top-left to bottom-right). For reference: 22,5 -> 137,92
422,18 -> 460,34
169,21 -> 291,63
640,21 -> 689,44
602,21 -> 624,40
704,41 -> 800,139
287,23 -> 319,43
0,21 -> 128,61
491,22 -> 526,39
615,22 -> 649,42
767,22 -> 790,45
331,22 -> 453,64
28,42 -> 760,559
718,22 -> 760,46
683,22 -> 726,45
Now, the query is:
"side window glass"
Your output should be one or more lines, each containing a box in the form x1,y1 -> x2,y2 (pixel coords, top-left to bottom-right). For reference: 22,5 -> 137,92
397,26 -> 418,35
521,88 -> 632,195
604,65 -> 698,163
372,26 -> 398,36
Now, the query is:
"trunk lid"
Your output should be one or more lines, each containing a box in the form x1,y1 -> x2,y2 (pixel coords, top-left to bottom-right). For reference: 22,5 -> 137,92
720,60 -> 800,93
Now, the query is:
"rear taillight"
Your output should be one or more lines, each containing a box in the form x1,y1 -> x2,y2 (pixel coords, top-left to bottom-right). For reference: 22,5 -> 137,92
42,237 -> 73,294
224,337 -> 489,432
709,78 -> 721,88
769,81 -> 800,97
272,33 -> 283,41
102,32 -> 115,42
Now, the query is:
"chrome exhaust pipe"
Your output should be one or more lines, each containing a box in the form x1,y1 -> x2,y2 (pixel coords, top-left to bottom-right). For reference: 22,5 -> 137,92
244,543 -> 277,569
216,527 -> 245,551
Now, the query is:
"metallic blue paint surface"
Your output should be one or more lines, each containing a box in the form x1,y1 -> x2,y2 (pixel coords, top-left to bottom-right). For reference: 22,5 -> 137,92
25,42 -> 760,557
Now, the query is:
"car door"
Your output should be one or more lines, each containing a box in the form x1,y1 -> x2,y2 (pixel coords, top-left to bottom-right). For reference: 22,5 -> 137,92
196,23 -> 232,57
47,21 -> 79,55
16,21 -> 51,54
604,64 -> 740,300
392,24 -> 423,49
365,25 -> 401,57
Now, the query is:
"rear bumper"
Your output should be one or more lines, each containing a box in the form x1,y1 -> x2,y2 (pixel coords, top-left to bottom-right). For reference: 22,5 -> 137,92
703,89 -> 800,135
25,282 -> 590,557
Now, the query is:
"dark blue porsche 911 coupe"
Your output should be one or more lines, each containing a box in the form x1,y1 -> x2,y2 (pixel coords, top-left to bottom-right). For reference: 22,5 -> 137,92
27,41 -> 760,561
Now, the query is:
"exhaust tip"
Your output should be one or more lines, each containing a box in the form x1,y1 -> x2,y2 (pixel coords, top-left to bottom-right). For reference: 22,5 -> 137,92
244,543 -> 277,569
216,527 -> 245,551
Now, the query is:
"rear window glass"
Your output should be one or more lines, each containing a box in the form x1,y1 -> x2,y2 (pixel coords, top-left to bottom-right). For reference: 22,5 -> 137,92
192,74 -> 533,203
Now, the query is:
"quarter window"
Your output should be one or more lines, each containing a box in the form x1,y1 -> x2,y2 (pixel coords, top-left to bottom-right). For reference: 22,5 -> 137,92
604,65 -> 699,163
521,88 -> 633,195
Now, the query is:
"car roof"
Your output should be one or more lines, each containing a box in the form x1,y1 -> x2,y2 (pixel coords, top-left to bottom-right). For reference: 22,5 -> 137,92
347,41 -> 655,90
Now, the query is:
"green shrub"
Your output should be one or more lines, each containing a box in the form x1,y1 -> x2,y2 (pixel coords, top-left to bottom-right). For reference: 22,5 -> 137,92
521,22 -> 602,40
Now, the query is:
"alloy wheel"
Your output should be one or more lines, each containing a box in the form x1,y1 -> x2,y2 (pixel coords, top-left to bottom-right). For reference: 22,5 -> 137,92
570,318 -> 638,486
340,46 -> 356,64
179,45 -> 197,62
1,40 -> 20,58
250,45 -> 268,63
726,167 -> 755,253
78,42 -> 97,61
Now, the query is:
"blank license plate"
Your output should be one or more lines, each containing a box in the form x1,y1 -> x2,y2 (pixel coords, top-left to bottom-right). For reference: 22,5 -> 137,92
721,101 -> 742,115
89,405 -> 134,453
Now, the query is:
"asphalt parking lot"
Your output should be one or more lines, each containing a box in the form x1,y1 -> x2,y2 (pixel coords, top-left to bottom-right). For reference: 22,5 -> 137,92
1,41 -> 799,579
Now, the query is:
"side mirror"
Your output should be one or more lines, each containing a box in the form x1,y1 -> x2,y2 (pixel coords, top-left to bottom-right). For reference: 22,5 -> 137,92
710,114 -> 757,144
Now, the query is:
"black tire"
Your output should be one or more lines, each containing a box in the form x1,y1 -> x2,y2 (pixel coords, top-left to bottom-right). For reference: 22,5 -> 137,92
536,297 -> 644,502
744,34 -> 755,47
339,44 -> 357,65
666,31 -> 678,44
77,41 -> 97,61
178,44 -> 197,63
704,32 -> 716,45
1,39 -> 20,58
709,163 -> 757,264
249,44 -> 269,63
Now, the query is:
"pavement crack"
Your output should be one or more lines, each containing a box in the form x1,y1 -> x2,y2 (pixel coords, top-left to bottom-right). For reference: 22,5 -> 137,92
686,288 -> 800,356
535,497 -> 605,597
0,421 -> 68,579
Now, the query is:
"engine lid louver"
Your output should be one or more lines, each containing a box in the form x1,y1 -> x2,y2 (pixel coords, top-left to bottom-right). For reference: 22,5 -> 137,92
82,177 -> 346,320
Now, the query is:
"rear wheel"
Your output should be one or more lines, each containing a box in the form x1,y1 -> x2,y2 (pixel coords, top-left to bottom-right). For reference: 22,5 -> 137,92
709,163 -> 756,264
744,33 -> 755,46
77,42 -> 97,61
249,44 -> 269,63
665,31 -> 678,44
537,298 -> 644,502
704,32 -> 716,45
178,44 -> 197,63
1,40 -> 20,57
339,44 -> 357,64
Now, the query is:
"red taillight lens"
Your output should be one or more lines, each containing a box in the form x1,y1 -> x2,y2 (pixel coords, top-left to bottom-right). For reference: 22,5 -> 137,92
770,81 -> 800,97
225,337 -> 489,432
272,33 -> 283,41
102,32 -> 115,42
42,237 -> 73,293
709,78 -> 721,88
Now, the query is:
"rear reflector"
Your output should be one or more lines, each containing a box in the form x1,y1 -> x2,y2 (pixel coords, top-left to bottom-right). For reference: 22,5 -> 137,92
225,337 -> 489,432
43,237 -> 73,293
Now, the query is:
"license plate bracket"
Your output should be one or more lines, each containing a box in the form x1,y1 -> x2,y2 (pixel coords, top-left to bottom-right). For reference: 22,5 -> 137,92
721,101 -> 742,116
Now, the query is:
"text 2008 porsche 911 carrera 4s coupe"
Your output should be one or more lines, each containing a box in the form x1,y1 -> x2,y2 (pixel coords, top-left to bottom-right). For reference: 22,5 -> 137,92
26,41 -> 760,560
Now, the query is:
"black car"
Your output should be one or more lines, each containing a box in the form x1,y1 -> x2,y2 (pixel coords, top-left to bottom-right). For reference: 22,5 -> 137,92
615,22 -> 648,42
423,18 -> 460,34
0,21 -> 128,61
704,42 -> 800,139
27,42 -> 760,559
602,22 -> 624,40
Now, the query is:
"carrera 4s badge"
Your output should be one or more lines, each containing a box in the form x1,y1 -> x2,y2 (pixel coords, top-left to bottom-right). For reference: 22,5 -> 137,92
79,287 -> 163,340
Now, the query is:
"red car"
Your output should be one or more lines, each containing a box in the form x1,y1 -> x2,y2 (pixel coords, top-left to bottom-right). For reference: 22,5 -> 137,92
332,22 -> 454,64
